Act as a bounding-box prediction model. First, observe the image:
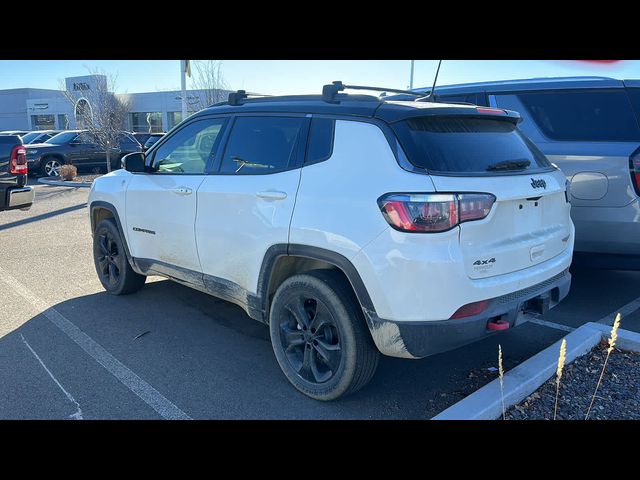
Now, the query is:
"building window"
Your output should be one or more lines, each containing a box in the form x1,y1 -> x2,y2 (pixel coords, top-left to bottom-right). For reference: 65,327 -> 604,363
31,115 -> 55,130
130,112 -> 163,133
57,114 -> 69,130
167,112 -> 183,130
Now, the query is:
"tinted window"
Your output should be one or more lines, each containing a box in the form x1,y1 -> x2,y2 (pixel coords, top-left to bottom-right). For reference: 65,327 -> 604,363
305,118 -> 334,164
77,132 -> 97,144
153,119 -> 226,174
626,88 -> 640,121
517,90 -> 640,142
392,116 -> 552,174
220,117 -> 304,175
46,132 -> 78,144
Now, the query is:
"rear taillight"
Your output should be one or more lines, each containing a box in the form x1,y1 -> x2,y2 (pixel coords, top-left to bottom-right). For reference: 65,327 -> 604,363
10,146 -> 27,175
378,193 -> 495,233
631,151 -> 640,196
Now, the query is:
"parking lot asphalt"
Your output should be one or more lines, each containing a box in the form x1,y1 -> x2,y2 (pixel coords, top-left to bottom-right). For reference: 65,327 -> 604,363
1,183 -> 639,419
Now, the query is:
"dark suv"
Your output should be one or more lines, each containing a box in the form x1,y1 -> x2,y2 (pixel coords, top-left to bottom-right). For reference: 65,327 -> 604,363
25,130 -> 142,176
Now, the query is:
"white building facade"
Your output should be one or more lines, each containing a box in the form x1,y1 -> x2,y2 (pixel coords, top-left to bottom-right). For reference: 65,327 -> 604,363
1,74 -> 229,133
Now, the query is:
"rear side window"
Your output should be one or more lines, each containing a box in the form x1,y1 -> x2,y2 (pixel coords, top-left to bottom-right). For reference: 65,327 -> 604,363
392,116 -> 552,174
220,117 -> 304,175
305,118 -> 335,165
517,90 -> 640,142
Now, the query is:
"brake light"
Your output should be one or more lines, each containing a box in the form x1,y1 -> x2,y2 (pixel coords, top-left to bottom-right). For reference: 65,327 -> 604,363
476,107 -> 506,115
631,151 -> 640,196
10,146 -> 27,175
450,300 -> 489,319
378,193 -> 495,233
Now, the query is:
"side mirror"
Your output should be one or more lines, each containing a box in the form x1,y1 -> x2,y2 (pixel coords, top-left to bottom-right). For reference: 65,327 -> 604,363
122,152 -> 146,172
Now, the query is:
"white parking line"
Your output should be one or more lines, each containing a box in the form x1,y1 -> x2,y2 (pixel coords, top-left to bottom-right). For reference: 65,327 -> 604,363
597,295 -> 640,326
20,333 -> 83,420
527,317 -> 575,333
0,266 -> 191,420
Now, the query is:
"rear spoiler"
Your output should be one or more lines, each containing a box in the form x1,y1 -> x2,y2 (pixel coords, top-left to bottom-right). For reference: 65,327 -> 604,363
375,105 -> 522,124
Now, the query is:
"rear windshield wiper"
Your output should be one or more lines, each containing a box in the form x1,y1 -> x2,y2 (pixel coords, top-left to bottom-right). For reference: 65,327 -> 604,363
486,159 -> 531,171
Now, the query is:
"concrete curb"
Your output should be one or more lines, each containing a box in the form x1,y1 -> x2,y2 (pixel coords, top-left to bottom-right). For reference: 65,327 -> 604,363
432,323 -> 606,420
585,322 -> 640,353
37,177 -> 93,188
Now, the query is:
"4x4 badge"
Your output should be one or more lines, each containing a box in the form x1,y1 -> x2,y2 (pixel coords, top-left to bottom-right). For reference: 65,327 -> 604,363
531,178 -> 547,189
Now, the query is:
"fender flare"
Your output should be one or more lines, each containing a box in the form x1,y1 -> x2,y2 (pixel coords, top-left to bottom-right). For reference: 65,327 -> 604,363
257,244 -> 377,320
89,200 -> 134,265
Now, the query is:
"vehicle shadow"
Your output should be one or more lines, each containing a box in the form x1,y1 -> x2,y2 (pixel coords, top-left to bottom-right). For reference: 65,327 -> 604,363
1,279 -> 564,419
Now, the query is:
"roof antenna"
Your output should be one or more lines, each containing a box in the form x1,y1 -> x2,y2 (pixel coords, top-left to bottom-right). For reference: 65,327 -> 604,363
418,60 -> 442,102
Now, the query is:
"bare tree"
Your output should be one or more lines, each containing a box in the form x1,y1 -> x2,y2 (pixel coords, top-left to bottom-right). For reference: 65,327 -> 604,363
189,60 -> 229,111
61,68 -> 131,173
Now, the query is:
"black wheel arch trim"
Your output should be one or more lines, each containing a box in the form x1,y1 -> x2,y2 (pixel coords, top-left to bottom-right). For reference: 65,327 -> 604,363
89,200 -> 135,266
257,244 -> 377,322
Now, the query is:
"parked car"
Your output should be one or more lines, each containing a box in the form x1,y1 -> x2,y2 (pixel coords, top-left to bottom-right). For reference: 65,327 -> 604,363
132,133 -> 153,146
399,76 -> 640,270
0,130 -> 30,137
88,84 -> 574,400
0,135 -> 34,212
25,130 -> 142,177
143,133 -> 165,151
21,130 -> 61,145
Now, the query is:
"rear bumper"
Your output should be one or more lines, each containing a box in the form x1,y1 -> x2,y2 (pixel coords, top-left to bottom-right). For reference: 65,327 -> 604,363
4,186 -> 35,211
364,269 -> 571,359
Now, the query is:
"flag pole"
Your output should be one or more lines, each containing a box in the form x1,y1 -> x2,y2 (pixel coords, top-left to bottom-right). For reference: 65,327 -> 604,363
181,60 -> 187,121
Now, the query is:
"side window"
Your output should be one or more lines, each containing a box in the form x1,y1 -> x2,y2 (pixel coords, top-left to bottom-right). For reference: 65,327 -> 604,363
219,116 -> 304,175
76,132 -> 96,144
516,90 -> 640,142
152,118 -> 226,174
305,118 -> 335,165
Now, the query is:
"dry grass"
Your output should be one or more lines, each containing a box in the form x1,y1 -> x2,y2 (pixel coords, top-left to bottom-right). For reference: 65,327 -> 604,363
585,313 -> 621,419
59,164 -> 77,181
498,344 -> 505,420
553,338 -> 567,420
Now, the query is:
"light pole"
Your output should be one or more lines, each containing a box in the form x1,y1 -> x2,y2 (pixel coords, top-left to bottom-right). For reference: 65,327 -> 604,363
180,60 -> 188,122
409,60 -> 415,90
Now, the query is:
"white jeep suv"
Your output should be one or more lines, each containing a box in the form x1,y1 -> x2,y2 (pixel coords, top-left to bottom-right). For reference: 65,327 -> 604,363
88,83 -> 574,400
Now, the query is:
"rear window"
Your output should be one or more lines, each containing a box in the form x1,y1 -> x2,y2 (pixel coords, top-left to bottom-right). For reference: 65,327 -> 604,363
392,116 -> 552,174
517,90 -> 640,142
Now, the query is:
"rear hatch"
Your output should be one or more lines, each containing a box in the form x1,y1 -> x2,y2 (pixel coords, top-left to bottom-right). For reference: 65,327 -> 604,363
390,109 -> 572,280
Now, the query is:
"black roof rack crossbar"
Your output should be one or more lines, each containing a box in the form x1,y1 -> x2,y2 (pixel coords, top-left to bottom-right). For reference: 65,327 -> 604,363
226,90 -> 271,106
321,81 -> 428,103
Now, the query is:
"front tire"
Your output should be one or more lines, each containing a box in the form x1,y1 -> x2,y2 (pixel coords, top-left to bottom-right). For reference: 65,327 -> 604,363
93,218 -> 146,295
269,270 -> 379,401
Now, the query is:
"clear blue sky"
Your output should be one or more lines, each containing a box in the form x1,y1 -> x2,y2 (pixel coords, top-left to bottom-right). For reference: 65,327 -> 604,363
1,60 -> 639,95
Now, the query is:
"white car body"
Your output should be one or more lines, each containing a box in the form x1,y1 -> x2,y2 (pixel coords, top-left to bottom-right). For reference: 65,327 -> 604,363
89,95 -> 574,363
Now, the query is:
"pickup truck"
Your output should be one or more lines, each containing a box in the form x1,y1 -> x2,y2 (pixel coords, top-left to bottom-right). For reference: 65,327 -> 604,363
0,135 -> 34,212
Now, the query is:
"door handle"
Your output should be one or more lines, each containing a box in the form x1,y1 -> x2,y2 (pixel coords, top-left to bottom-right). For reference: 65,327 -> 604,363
171,186 -> 193,196
256,191 -> 287,200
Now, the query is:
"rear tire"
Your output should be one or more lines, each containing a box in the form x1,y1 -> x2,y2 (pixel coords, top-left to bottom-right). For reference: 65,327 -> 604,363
40,156 -> 62,177
269,269 -> 379,401
93,218 -> 146,295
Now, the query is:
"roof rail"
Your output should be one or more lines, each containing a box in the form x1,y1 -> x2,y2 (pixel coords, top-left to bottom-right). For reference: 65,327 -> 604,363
321,81 -> 429,103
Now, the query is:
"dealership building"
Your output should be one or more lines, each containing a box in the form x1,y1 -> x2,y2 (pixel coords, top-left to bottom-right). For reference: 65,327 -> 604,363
0,75 -> 229,133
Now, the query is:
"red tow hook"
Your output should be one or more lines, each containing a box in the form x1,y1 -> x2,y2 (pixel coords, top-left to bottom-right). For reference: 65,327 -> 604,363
487,318 -> 510,331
